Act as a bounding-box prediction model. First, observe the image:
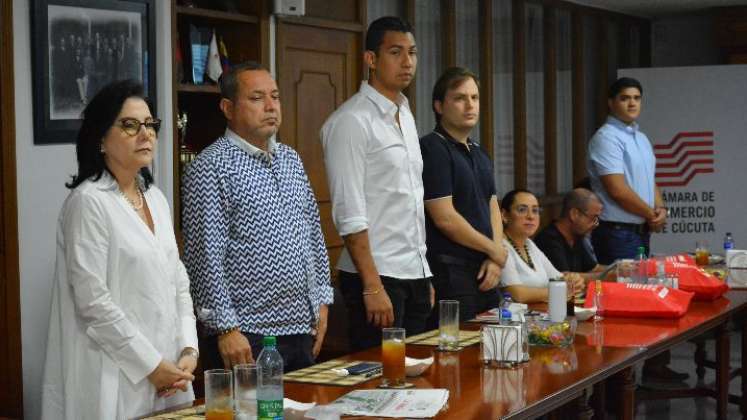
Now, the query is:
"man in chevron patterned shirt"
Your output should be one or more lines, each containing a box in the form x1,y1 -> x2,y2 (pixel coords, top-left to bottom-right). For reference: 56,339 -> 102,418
181,61 -> 333,372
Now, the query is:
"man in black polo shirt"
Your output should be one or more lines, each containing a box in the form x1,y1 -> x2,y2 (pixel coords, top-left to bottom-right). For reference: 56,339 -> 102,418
535,188 -> 606,278
420,67 -> 507,326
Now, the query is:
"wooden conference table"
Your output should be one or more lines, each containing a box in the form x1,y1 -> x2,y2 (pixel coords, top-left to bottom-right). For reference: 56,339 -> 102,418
149,290 -> 747,420
290,290 -> 747,419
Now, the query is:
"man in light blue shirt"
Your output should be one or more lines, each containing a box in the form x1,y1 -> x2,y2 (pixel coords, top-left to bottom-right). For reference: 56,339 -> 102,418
587,77 -> 686,384
587,77 -> 666,265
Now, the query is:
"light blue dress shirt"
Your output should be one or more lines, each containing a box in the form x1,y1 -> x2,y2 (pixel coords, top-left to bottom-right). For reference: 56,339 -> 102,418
587,115 -> 656,224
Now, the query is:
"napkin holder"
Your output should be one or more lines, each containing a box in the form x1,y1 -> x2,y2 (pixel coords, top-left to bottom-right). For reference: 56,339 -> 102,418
480,323 -> 529,368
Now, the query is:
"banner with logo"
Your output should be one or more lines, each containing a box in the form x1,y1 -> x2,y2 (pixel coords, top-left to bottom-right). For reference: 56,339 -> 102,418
618,65 -> 747,255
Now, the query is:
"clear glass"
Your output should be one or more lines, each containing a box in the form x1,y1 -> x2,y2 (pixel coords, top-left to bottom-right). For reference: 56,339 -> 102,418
234,364 -> 257,420
616,259 -> 635,283
205,369 -> 234,420
696,240 -> 710,266
438,300 -> 460,351
381,327 -> 406,387
592,280 -> 604,321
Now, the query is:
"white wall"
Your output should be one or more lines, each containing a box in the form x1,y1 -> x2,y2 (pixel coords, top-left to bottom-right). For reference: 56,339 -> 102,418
13,1 -> 173,418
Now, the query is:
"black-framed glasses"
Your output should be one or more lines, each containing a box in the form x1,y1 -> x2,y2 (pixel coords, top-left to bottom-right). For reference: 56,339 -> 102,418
579,209 -> 600,226
513,205 -> 542,216
117,118 -> 161,137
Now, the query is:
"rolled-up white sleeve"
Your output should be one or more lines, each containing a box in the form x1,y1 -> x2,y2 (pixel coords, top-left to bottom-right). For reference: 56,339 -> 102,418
64,193 -> 162,385
321,112 -> 369,236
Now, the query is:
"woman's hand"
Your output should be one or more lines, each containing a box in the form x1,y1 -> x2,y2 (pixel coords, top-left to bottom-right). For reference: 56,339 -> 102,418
157,352 -> 198,397
148,358 -> 194,397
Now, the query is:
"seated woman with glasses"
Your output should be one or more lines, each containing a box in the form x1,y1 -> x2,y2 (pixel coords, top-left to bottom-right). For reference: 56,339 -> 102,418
498,189 -> 585,303
42,80 -> 198,419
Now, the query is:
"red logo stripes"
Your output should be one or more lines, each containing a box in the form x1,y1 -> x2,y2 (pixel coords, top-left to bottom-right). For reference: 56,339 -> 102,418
654,131 -> 714,187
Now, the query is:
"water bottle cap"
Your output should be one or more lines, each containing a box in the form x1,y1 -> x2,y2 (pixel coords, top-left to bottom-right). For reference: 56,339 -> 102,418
502,292 -> 512,299
727,232 -> 732,236
263,336 -> 277,347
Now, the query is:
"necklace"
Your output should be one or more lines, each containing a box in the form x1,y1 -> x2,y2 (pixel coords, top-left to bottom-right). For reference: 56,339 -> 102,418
505,234 -> 535,270
120,186 -> 144,211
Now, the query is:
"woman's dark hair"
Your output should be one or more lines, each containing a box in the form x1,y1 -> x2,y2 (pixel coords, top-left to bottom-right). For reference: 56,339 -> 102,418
66,79 -> 154,189
499,189 -> 534,213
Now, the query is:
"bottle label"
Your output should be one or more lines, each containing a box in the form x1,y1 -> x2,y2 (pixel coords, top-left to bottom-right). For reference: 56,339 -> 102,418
258,399 -> 283,420
725,242 -> 734,250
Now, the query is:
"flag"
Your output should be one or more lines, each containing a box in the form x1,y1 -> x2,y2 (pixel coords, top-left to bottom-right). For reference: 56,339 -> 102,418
218,36 -> 230,73
207,29 -> 222,82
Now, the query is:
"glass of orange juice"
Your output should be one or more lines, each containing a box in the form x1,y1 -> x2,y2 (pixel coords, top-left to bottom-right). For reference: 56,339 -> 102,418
205,369 -> 234,420
696,240 -> 710,266
381,327 -> 406,387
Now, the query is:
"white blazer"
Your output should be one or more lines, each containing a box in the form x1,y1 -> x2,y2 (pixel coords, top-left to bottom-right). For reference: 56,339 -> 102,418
41,173 -> 198,420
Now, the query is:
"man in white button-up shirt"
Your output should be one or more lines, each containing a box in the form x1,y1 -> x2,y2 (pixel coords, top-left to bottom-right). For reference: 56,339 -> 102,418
321,16 -> 433,351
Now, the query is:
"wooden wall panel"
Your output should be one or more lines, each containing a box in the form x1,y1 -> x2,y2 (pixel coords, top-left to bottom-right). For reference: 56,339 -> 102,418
543,6 -> 558,196
479,0 -> 494,159
0,0 -> 23,417
512,0 -> 527,189
571,10 -> 587,185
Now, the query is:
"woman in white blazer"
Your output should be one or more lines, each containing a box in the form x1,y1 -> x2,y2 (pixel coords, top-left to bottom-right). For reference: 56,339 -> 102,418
42,80 -> 199,419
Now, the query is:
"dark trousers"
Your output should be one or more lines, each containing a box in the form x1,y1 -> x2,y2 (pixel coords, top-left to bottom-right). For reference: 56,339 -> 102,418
203,332 -> 315,372
591,222 -> 651,265
427,255 -> 500,329
339,271 -> 432,352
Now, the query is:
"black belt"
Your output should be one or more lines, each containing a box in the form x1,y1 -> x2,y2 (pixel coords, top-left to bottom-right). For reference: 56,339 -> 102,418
599,220 -> 649,235
430,253 -> 482,269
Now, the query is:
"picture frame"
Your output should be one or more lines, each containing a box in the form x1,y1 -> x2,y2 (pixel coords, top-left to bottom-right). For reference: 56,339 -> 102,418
31,0 -> 156,145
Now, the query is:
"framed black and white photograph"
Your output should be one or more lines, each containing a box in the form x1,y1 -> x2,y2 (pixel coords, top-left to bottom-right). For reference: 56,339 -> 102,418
32,0 -> 156,144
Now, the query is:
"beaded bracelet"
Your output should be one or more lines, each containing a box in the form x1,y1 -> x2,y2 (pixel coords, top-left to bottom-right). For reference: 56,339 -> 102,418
218,326 -> 240,337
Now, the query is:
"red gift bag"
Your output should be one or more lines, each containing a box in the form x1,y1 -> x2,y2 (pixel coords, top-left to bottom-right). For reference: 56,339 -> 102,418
584,281 -> 694,319
643,259 -> 729,301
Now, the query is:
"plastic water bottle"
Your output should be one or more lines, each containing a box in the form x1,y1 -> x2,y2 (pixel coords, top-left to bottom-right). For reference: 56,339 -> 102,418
499,308 -> 513,325
634,246 -> 648,284
724,232 -> 735,253
499,292 -> 513,322
257,336 -> 284,420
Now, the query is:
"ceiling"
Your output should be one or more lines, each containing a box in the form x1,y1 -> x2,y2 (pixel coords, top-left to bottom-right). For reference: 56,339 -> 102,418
567,0 -> 747,17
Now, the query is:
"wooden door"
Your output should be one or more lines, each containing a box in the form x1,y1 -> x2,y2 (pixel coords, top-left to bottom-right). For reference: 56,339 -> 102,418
277,21 -> 361,277
0,0 -> 23,417
276,18 -> 362,357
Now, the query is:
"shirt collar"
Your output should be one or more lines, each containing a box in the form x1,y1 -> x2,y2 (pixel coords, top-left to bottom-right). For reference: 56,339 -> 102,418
225,128 -> 277,158
606,115 -> 639,134
434,124 -> 476,149
360,80 -> 410,117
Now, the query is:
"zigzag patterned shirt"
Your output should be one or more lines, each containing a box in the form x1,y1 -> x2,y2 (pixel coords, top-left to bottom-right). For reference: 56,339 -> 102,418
182,133 -> 333,336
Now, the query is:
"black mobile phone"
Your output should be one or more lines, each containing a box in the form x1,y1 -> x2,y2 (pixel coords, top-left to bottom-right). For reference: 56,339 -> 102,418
346,362 -> 382,375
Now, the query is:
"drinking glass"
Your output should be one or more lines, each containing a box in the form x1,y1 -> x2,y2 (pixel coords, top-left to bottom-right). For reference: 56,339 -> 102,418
615,259 -> 635,283
205,369 -> 234,420
592,280 -> 604,321
438,300 -> 460,351
696,240 -> 710,266
381,327 -> 406,387
234,364 -> 257,420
